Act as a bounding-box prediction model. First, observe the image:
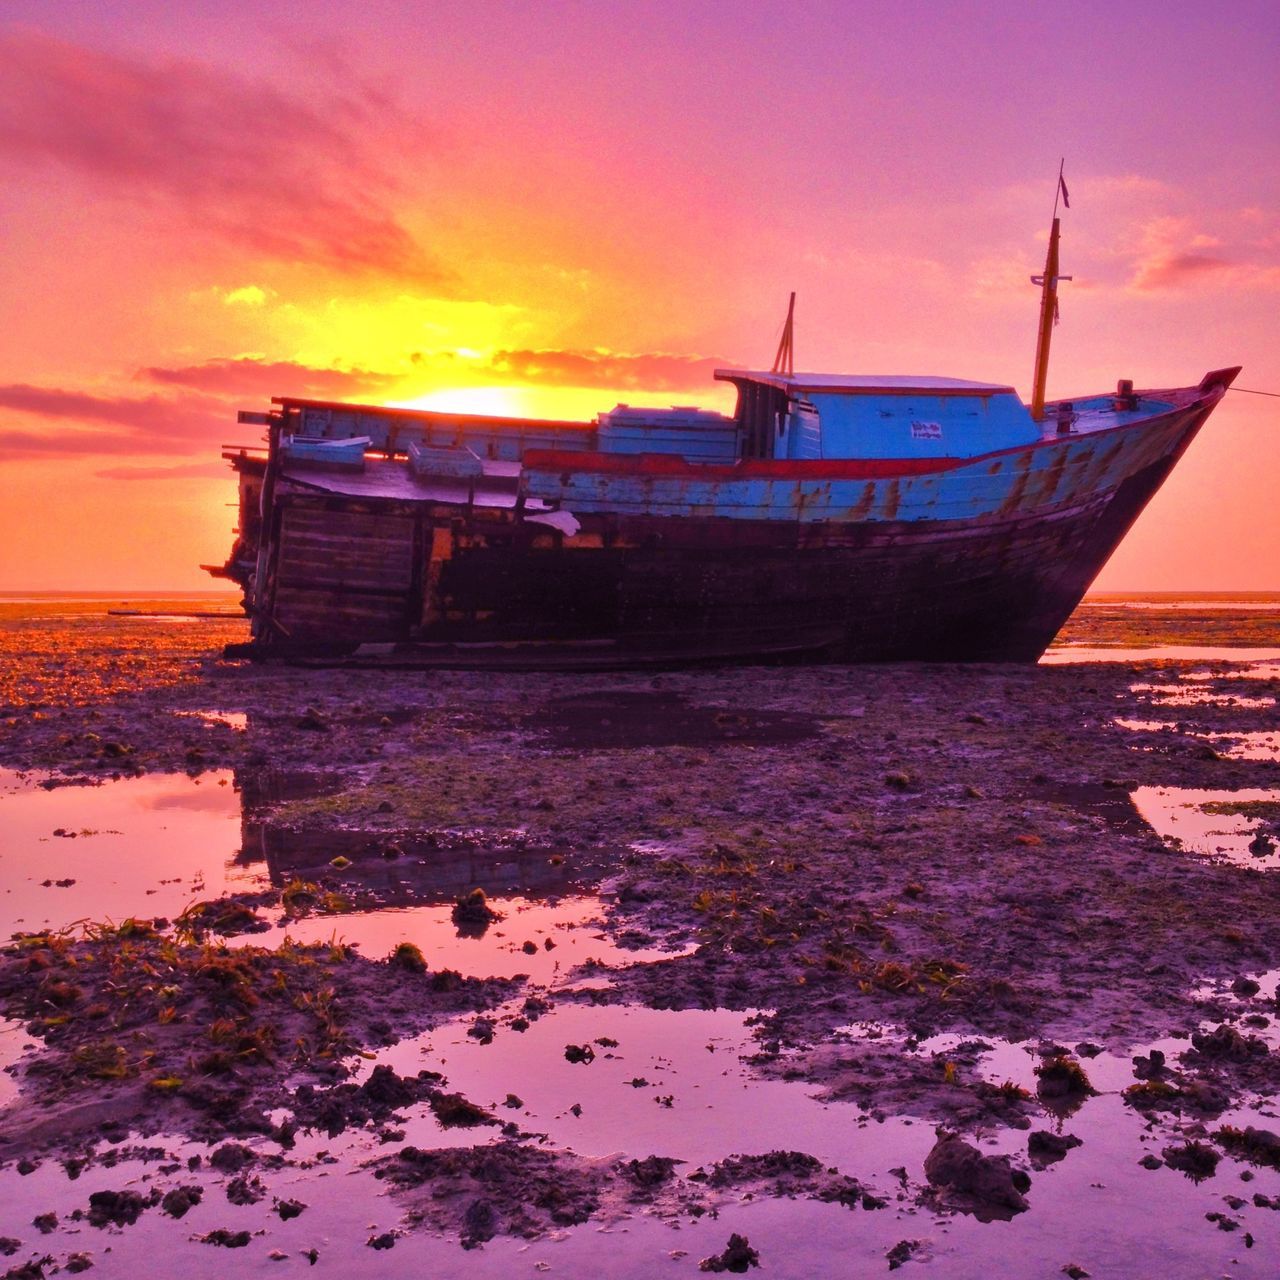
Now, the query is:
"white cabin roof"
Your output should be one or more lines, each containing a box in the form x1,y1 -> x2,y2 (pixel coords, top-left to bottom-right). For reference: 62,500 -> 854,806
715,369 -> 1017,396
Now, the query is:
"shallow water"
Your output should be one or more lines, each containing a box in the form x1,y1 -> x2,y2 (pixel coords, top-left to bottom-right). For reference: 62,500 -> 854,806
1188,662 -> 1280,682
240,896 -> 694,980
0,768 -> 257,938
0,1018 -> 28,1106
1078,600 -> 1280,612
1129,680 -> 1276,709
6,997 -> 1277,1278
1131,786 -> 1280,869
1115,720 -> 1280,764
174,709 -> 249,732
0,768 -> 691,983
1043,646 -> 1280,665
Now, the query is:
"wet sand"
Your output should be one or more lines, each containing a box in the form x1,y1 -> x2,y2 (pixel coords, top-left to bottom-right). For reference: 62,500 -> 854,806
0,596 -> 1278,1276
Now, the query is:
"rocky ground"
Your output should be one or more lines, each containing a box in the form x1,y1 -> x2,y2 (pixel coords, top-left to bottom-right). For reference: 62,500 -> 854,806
0,598 -> 1278,1275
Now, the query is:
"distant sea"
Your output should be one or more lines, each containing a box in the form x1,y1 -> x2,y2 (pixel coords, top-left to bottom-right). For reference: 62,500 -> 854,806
1080,591 -> 1280,611
2,589 -> 1275,605
0,590 -> 239,604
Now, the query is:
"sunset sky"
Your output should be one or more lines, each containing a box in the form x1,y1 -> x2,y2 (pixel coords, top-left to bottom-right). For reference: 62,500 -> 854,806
1,1 -> 1276,592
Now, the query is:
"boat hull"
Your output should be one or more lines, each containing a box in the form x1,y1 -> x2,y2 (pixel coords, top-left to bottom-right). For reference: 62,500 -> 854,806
424,441 -> 1192,664
222,378 -> 1231,667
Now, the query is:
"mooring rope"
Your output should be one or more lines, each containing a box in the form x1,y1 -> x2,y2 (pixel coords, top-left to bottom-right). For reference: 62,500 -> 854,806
1229,386 -> 1280,398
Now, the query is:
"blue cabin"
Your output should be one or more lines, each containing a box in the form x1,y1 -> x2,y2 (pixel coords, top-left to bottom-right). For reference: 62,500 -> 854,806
714,370 -> 1040,462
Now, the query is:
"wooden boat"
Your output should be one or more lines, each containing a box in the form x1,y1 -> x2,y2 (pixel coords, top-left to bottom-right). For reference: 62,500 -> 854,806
211,211 -> 1239,667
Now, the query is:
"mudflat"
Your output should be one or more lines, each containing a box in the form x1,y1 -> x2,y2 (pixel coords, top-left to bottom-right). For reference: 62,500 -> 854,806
0,596 -> 1278,1278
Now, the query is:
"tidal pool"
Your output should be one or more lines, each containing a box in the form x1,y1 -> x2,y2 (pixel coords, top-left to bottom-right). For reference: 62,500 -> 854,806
1043,647 -> 1280,665
1131,786 -> 1280,869
0,768 -> 254,938
5,995 -> 1278,1279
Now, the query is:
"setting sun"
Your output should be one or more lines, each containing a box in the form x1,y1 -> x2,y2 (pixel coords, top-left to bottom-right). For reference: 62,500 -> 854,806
390,386 -> 540,420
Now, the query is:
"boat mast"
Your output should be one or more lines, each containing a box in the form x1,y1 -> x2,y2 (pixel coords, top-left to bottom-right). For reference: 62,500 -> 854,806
772,292 -> 796,376
1030,162 -> 1072,420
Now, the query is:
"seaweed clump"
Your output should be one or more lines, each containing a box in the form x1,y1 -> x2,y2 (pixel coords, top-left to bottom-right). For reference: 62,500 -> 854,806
0,922 -> 511,1146
1034,1055 -> 1096,1107
389,942 -> 427,973
452,888 -> 502,934
1216,1125 -> 1280,1170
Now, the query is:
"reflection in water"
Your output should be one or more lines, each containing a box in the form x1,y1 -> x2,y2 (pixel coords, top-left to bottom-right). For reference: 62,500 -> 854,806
1130,681 -> 1275,709
1187,662 -> 1280,681
3,989 -> 1279,1278
369,1003 -> 806,1169
237,895 -> 692,979
0,768 -> 254,938
1131,786 -> 1280,869
1043,647 -> 1280,665
1,762 -> 1280,1272
1214,730 -> 1280,762
0,1017 -> 29,1106
1114,720 -> 1280,762
359,1002 -> 1280,1277
173,709 -> 248,731
0,766 -> 681,978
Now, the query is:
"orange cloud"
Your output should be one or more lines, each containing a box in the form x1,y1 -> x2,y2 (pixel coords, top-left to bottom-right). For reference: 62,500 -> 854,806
0,356 -> 408,461
0,29 -> 439,279
449,348 -> 732,390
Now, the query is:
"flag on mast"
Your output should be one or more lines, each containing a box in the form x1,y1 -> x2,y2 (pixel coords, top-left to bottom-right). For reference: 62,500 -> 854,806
1058,172 -> 1070,209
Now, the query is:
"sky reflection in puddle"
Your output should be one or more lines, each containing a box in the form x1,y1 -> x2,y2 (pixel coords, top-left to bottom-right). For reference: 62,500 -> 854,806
4,988 -> 1279,1280
351,1002 -> 1280,1278
5,757 -> 1280,1274
1217,731 -> 1280,762
173,709 -> 248,732
1129,680 -> 1276,709
240,896 -> 693,980
1114,720 -> 1280,763
1131,786 -> 1280,869
0,768 -> 257,938
367,1003 -> 883,1171
1043,646 -> 1280,665
1187,663 -> 1280,682
0,1017 -> 30,1106
0,769 -> 664,982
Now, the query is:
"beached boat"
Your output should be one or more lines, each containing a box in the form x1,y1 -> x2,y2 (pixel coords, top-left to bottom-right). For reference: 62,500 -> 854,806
211,214 -> 1239,667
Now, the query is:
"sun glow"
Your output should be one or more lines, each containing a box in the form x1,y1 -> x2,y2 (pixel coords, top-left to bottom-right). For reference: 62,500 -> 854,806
390,386 -> 532,418
389,383 -> 731,424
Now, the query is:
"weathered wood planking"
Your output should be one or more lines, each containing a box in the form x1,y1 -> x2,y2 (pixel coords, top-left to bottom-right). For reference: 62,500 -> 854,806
277,507 -> 415,592
273,585 -> 410,640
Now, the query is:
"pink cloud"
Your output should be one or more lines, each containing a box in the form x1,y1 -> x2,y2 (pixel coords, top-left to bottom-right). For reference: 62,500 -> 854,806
0,30 -> 439,279
1,358 -> 403,463
0,384 -> 235,457
138,358 -> 397,399
1131,251 -> 1235,291
1125,214 -> 1280,293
